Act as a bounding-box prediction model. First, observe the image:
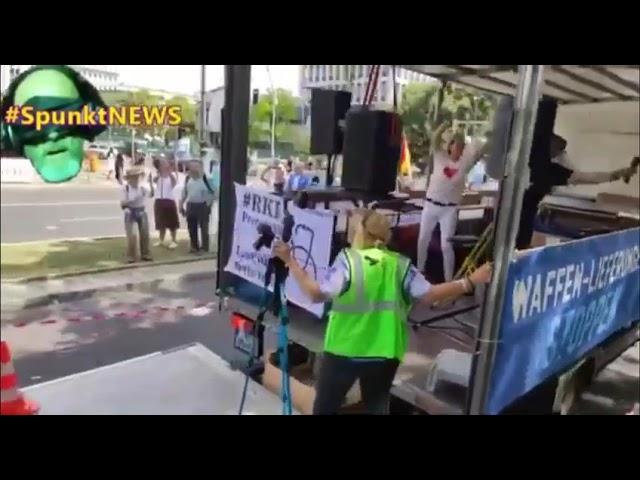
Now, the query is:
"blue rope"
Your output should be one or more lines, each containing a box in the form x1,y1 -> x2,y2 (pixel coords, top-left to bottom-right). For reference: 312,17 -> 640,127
238,274 -> 293,416
278,286 -> 293,415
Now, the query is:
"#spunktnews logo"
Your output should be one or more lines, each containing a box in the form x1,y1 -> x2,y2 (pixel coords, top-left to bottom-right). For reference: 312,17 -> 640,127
3,105 -> 183,130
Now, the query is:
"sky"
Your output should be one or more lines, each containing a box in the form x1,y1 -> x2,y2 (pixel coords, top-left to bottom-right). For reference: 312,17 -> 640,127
116,65 -> 301,97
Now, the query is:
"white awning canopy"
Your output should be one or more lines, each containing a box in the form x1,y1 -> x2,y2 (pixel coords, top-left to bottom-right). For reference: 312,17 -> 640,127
401,65 -> 640,104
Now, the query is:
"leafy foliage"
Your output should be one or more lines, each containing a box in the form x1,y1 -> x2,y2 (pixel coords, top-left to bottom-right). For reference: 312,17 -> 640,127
101,89 -> 197,145
249,89 -> 309,154
400,82 -> 497,173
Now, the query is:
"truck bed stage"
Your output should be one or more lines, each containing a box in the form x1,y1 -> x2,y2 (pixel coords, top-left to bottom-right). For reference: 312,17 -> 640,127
23,343 -> 288,415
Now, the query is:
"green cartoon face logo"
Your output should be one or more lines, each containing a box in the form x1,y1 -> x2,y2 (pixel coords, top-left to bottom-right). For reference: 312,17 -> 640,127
1,65 -> 107,183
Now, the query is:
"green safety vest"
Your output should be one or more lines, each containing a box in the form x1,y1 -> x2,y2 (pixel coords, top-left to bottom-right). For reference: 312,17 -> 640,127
324,248 -> 412,361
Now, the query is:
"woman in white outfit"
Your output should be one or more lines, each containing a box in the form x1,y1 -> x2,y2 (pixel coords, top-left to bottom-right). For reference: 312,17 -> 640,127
417,122 -> 486,280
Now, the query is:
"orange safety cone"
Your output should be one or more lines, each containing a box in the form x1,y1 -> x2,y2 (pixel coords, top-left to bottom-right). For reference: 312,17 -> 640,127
1,341 -> 39,415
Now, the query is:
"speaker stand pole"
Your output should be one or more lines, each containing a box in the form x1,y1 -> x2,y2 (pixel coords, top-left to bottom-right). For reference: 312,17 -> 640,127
326,154 -> 334,187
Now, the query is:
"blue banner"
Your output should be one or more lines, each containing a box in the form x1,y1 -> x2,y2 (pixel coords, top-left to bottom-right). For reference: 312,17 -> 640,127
487,228 -> 640,415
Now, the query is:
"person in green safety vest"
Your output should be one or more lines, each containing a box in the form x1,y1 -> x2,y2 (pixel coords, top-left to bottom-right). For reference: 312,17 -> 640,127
273,209 -> 493,415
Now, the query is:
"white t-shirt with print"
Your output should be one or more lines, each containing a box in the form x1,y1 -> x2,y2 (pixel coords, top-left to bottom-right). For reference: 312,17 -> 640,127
425,139 -> 484,205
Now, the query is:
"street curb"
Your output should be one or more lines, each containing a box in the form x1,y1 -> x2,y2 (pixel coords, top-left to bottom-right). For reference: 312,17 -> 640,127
1,235 -> 126,247
2,254 -> 216,284
1,266 -> 218,317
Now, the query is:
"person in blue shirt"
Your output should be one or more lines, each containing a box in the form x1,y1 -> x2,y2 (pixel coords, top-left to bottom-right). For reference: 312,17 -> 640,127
180,160 -> 215,254
286,162 -> 312,192
467,159 -> 487,187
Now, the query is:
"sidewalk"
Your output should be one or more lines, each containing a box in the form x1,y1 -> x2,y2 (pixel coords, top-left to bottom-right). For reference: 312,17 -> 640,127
0,258 -> 216,318
1,169 -> 127,187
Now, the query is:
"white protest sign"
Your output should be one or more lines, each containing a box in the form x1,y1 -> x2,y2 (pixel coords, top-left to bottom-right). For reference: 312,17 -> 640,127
285,205 -> 335,317
225,183 -> 335,317
225,184 -> 285,288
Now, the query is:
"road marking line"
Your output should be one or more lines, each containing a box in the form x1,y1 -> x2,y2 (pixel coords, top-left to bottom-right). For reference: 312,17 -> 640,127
1,201 -> 116,207
60,216 -> 122,223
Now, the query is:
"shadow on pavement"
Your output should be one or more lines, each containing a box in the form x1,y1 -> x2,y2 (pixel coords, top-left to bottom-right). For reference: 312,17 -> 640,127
8,276 -> 246,388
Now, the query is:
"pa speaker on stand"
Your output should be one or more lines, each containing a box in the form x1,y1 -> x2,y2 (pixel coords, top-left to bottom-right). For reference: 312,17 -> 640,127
310,89 -> 352,187
310,89 -> 352,155
342,109 -> 403,195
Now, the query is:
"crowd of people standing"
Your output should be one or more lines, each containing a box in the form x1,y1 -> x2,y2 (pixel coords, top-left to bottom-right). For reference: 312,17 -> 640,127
107,147 -> 217,262
260,158 -> 319,194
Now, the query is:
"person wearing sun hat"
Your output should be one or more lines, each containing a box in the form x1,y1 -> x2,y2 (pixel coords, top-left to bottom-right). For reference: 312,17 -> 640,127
121,166 -> 153,263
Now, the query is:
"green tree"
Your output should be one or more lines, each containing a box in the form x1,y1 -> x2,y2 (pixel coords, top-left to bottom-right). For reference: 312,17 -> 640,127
113,89 -> 164,139
399,83 -> 440,169
249,89 -> 299,148
400,82 -> 497,173
165,95 -> 197,144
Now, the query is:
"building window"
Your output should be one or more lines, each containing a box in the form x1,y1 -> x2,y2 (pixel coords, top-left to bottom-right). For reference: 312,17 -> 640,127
328,65 -> 334,81
380,81 -> 387,103
320,65 -> 326,81
358,65 -> 363,78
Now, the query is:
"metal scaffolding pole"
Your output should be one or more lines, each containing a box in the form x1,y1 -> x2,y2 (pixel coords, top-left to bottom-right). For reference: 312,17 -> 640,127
217,65 -> 251,289
199,65 -> 207,147
467,65 -> 545,415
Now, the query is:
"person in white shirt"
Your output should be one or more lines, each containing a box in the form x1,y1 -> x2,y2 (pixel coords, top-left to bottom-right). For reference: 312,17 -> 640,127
149,158 -> 179,249
260,159 -> 287,194
417,122 -> 487,280
286,162 -> 312,192
121,167 -> 153,263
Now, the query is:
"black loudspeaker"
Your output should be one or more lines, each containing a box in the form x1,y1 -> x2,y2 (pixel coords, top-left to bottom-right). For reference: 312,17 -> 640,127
342,109 -> 403,194
310,89 -> 352,155
484,96 -> 558,180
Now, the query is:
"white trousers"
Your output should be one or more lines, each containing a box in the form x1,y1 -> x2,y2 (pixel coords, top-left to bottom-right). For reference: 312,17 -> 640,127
417,202 -> 458,281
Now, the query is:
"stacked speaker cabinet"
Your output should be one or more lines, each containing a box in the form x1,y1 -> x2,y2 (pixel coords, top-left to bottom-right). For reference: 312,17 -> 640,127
342,109 -> 403,194
310,89 -> 353,155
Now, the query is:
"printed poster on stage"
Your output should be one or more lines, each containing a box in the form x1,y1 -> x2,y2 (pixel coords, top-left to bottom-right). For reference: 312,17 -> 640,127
225,183 -> 335,317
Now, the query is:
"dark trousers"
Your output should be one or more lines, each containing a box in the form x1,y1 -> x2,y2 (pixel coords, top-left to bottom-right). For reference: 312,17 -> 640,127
186,202 -> 210,252
313,352 -> 400,415
516,186 -> 547,250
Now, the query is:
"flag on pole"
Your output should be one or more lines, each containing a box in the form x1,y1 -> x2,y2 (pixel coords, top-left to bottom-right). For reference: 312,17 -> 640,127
399,133 -> 412,177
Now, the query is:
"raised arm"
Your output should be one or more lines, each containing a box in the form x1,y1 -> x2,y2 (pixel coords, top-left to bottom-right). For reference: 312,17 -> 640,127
274,240 -> 326,302
569,160 -> 638,185
260,166 -> 272,184
431,121 -> 450,153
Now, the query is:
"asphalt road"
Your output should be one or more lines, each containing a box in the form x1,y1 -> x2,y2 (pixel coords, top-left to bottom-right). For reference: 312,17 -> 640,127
1,275 -> 247,388
0,181 -> 218,243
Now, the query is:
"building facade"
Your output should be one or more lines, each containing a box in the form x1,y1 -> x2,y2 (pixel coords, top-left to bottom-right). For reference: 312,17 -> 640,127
1,64 -> 120,93
299,65 -> 436,106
